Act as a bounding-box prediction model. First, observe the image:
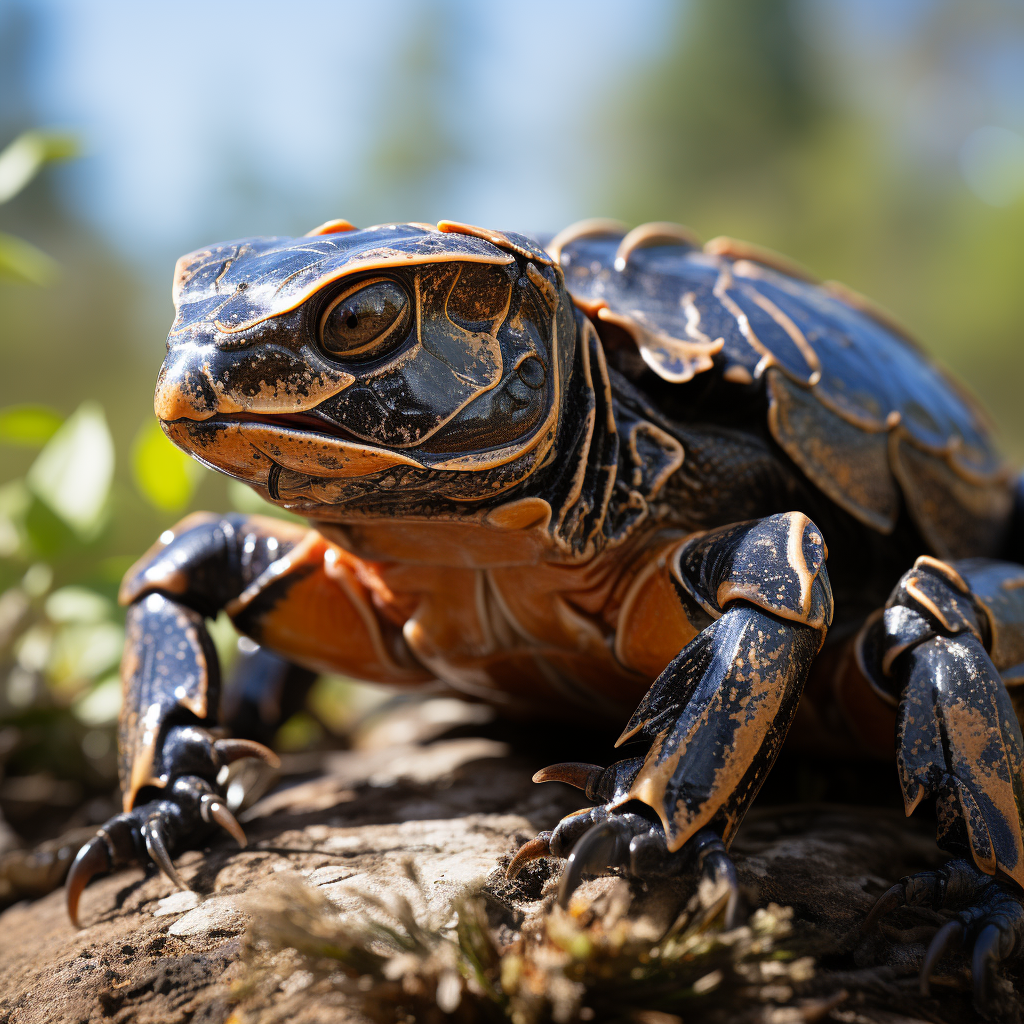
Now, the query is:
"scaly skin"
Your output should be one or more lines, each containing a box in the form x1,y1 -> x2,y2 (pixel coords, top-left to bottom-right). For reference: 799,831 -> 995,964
62,219 -> 1024,1007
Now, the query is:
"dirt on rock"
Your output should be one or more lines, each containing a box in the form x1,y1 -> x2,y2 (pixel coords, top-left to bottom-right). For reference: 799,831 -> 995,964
0,699 -> 1018,1024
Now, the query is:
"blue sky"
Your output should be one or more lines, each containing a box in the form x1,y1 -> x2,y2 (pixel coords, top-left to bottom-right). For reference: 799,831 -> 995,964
12,0 -> 1024,270
23,0 -> 672,264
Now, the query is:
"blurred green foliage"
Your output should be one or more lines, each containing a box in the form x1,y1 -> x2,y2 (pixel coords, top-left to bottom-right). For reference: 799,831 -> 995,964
0,130 -> 77,284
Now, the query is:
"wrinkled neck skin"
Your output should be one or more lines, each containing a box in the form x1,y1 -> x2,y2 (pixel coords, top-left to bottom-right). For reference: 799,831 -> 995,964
315,314 -> 686,570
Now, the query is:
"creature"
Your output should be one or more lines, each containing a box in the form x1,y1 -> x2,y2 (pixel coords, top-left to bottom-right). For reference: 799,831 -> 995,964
64,218 -> 1024,1002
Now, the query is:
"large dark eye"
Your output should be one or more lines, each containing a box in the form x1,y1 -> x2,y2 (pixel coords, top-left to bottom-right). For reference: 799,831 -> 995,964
319,279 -> 410,360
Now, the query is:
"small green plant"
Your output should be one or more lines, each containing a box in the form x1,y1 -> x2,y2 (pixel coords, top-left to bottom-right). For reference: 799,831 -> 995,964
231,865 -> 834,1024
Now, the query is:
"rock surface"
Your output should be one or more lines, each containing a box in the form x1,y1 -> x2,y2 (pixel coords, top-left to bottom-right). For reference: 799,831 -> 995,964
0,700 -> 1019,1023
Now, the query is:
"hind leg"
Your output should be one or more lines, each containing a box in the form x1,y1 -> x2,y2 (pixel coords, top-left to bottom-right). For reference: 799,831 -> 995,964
862,555 -> 1024,1003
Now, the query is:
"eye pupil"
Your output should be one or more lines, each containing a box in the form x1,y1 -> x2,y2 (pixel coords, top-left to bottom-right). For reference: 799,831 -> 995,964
517,356 -> 546,389
319,279 -> 410,360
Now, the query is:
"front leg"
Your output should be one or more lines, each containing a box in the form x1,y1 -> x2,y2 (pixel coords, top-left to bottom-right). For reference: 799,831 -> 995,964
512,513 -> 832,918
66,512 -> 428,924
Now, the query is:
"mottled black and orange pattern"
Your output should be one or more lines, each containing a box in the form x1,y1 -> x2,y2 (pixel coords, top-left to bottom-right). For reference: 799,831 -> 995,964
68,220 -> 1024,961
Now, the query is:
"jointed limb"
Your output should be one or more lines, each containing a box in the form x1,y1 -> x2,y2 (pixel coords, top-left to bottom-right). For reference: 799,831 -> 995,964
513,512 -> 832,917
860,555 -> 1024,1002
66,513 -> 427,924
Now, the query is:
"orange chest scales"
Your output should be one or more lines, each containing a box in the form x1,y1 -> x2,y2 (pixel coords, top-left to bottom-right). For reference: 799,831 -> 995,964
138,516 -> 713,720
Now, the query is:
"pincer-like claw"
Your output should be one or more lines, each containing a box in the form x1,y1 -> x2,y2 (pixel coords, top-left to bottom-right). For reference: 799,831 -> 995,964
66,836 -> 114,928
64,775 -> 230,926
919,919 -> 964,996
213,737 -> 280,769
558,818 -> 635,909
691,828 -> 743,929
506,832 -> 553,880
532,763 -> 605,796
862,881 -> 907,932
865,860 -> 1024,1009
200,794 -> 248,848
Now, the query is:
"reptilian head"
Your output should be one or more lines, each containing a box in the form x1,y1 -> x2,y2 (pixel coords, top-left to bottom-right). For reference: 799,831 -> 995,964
156,220 -> 577,521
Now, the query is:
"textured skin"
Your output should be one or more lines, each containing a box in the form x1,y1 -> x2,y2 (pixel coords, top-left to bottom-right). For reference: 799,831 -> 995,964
63,221 -> 1024,993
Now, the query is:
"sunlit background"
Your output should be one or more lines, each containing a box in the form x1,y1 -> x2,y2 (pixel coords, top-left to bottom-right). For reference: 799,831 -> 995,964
1,0 -> 1023,854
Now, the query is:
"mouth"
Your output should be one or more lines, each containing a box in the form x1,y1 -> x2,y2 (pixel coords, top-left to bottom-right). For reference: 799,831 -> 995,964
161,410 -> 429,485
206,411 -> 364,443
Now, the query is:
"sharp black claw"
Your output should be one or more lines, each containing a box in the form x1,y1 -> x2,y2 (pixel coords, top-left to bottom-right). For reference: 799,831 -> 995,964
506,833 -> 552,880
213,738 -> 280,769
863,882 -> 906,931
201,795 -> 248,847
972,923 -> 1001,1008
557,819 -> 629,909
143,824 -> 186,891
65,835 -> 113,928
920,919 -> 964,996
532,762 -> 603,795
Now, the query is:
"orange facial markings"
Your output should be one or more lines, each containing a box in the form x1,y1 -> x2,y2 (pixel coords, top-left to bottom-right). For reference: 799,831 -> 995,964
212,367 -> 356,418
436,221 -> 555,266
436,220 -> 512,249
239,422 -> 424,477
525,261 -> 559,312
154,374 -> 217,422
169,248 -> 516,340
304,218 -> 358,236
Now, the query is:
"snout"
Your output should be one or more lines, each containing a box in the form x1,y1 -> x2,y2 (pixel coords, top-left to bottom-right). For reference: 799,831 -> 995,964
154,349 -> 222,421
154,342 -> 355,424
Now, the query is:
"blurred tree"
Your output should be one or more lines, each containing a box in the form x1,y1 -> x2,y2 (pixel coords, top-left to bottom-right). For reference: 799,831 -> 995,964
348,3 -> 468,226
600,0 -> 1024,460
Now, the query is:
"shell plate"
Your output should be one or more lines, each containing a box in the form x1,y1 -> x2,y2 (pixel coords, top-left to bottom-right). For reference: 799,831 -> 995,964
553,225 -> 1012,559
170,222 -> 550,339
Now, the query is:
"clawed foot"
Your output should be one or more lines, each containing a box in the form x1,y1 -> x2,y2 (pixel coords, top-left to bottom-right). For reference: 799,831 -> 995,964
864,858 -> 1024,1005
66,726 -> 277,926
507,760 -> 743,927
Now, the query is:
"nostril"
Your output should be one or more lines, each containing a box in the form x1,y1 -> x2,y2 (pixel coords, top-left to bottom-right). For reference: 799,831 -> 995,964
154,361 -> 220,421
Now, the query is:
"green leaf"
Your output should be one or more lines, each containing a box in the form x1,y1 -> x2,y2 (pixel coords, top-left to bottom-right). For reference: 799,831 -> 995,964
0,130 -> 79,205
22,495 -> 78,558
26,401 -> 115,538
48,621 -> 125,692
0,480 -> 31,556
131,419 -> 202,512
44,586 -> 114,624
0,230 -> 59,284
0,404 -> 63,446
73,674 -> 122,726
